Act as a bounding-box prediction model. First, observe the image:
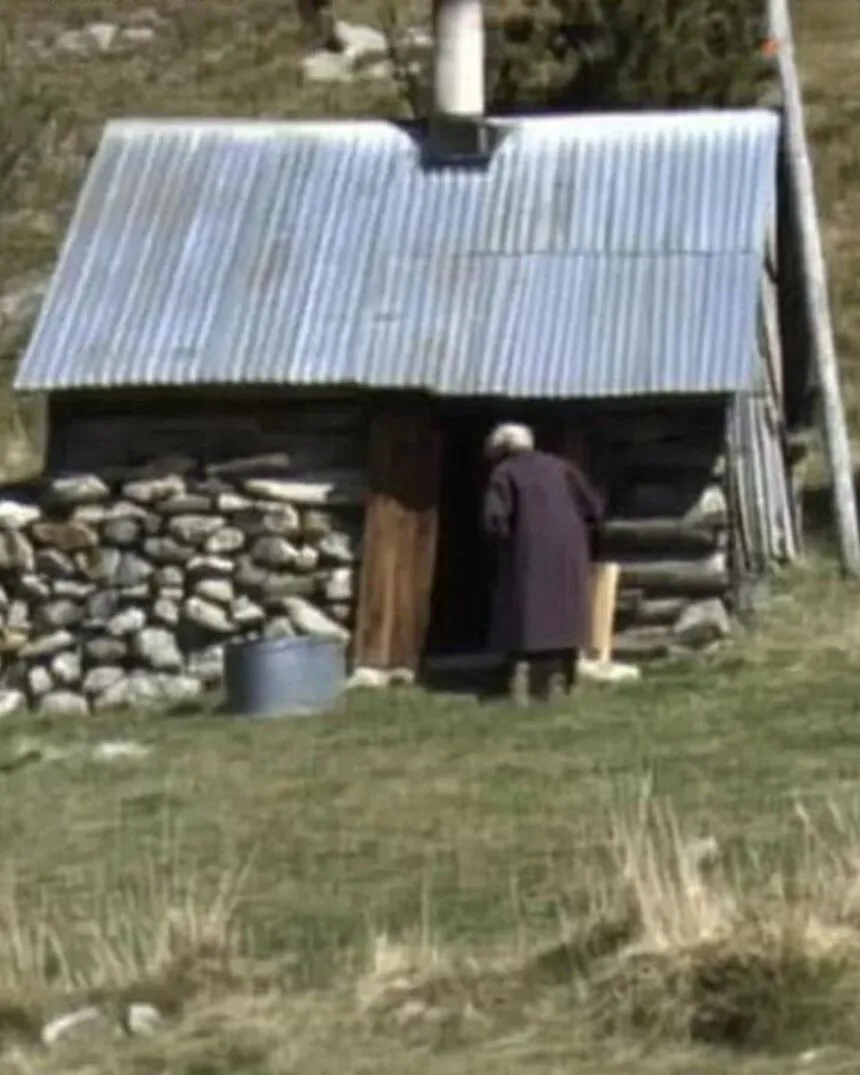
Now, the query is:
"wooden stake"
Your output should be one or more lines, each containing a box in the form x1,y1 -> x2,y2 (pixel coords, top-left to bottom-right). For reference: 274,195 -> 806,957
354,409 -> 442,671
590,561 -> 620,663
768,0 -> 860,576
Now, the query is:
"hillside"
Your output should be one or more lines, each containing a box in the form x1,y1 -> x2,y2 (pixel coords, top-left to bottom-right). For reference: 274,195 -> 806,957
0,0 -> 417,469
793,0 -> 860,430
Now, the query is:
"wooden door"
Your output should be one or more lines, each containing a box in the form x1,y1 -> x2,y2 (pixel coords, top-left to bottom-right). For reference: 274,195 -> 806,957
354,408 -> 442,671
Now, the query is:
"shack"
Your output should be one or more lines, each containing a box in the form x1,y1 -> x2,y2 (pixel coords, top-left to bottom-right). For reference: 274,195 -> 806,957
9,104 -> 800,684
0,0 -> 821,716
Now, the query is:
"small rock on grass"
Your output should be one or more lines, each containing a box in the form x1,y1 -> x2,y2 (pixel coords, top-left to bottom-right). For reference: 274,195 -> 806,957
347,667 -> 389,689
124,1002 -> 163,1036
683,836 -> 721,872
577,656 -> 642,684
91,740 -> 152,763
41,1006 -> 109,1047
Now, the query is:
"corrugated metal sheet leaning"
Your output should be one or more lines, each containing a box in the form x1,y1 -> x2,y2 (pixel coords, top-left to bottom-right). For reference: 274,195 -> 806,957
15,110 -> 780,397
729,387 -> 799,572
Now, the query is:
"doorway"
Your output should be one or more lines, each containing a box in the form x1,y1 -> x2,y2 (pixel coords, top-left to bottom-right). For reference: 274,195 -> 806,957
353,399 -> 593,678
422,404 -> 591,670
424,414 -> 495,660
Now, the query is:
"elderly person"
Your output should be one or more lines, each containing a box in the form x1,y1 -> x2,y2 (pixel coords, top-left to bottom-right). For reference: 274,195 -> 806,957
482,422 -> 603,705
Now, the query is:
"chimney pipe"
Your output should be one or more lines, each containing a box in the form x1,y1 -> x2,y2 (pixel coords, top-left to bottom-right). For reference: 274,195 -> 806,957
432,0 -> 485,118
429,0 -> 489,161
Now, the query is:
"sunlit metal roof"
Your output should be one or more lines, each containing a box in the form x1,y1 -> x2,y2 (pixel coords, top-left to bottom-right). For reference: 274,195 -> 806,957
15,110 -> 780,396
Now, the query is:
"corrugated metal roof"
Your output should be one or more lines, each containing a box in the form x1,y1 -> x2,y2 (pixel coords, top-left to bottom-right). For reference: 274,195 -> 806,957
15,110 -> 780,396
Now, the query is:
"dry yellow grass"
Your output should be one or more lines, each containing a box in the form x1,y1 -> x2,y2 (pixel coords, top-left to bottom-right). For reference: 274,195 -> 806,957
0,854 -> 249,1055
10,780 -> 860,1074
3,589 -> 860,1075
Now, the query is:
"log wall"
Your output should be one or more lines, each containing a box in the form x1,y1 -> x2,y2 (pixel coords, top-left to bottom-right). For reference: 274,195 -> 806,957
587,405 -> 734,660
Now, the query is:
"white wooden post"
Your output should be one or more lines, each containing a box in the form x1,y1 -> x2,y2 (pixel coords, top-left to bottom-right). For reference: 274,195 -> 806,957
432,0 -> 485,119
768,0 -> 860,576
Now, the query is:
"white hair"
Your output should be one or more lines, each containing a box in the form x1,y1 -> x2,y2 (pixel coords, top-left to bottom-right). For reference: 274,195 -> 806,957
485,422 -> 535,459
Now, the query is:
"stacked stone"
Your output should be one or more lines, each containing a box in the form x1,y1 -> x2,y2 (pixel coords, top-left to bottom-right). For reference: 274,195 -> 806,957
0,456 -> 363,715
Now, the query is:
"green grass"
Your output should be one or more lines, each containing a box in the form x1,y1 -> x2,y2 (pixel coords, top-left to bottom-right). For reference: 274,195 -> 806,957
0,561 -> 858,1072
795,0 -> 860,434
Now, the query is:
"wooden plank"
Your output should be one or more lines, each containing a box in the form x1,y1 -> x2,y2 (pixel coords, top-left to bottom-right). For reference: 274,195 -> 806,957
601,518 -> 726,556
761,268 -> 784,405
620,554 -> 729,596
354,409 -> 441,671
632,597 -> 687,626
401,429 -> 443,666
589,562 -> 620,663
354,484 -> 397,669
354,415 -> 397,668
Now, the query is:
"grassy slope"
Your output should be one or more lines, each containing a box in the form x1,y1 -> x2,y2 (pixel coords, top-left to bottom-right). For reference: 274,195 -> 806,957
795,0 -> 860,432
2,566 -> 860,1075
0,0 -> 416,464
0,0 -> 415,293
0,1 -> 859,1071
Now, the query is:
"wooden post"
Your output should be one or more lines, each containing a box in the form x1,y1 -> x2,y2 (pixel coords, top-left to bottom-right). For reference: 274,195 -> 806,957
590,562 -> 620,663
354,408 -> 442,671
768,0 -> 860,576
432,0 -> 486,118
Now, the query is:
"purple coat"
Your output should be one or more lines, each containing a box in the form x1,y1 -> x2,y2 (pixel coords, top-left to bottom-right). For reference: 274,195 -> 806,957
482,450 -> 603,655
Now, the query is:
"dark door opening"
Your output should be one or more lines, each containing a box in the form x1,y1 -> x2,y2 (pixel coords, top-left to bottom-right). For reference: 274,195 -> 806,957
424,416 -> 495,660
422,405 -> 588,672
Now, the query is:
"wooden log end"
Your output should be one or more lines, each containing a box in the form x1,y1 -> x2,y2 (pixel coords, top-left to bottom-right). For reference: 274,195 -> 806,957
620,553 -> 729,597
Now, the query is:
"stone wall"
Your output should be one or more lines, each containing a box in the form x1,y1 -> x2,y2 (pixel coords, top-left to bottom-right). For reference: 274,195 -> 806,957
0,456 -> 364,715
0,397 -> 744,715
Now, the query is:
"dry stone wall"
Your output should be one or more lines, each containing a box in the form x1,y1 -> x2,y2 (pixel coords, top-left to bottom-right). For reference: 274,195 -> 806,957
0,456 -> 364,715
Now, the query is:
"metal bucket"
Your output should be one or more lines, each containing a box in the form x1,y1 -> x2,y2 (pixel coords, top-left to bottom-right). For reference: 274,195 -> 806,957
224,635 -> 347,718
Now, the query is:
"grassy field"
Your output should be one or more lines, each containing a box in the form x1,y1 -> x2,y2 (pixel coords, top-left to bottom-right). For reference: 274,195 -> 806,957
0,0 -> 859,1071
0,561 -> 859,1074
794,0 -> 860,434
